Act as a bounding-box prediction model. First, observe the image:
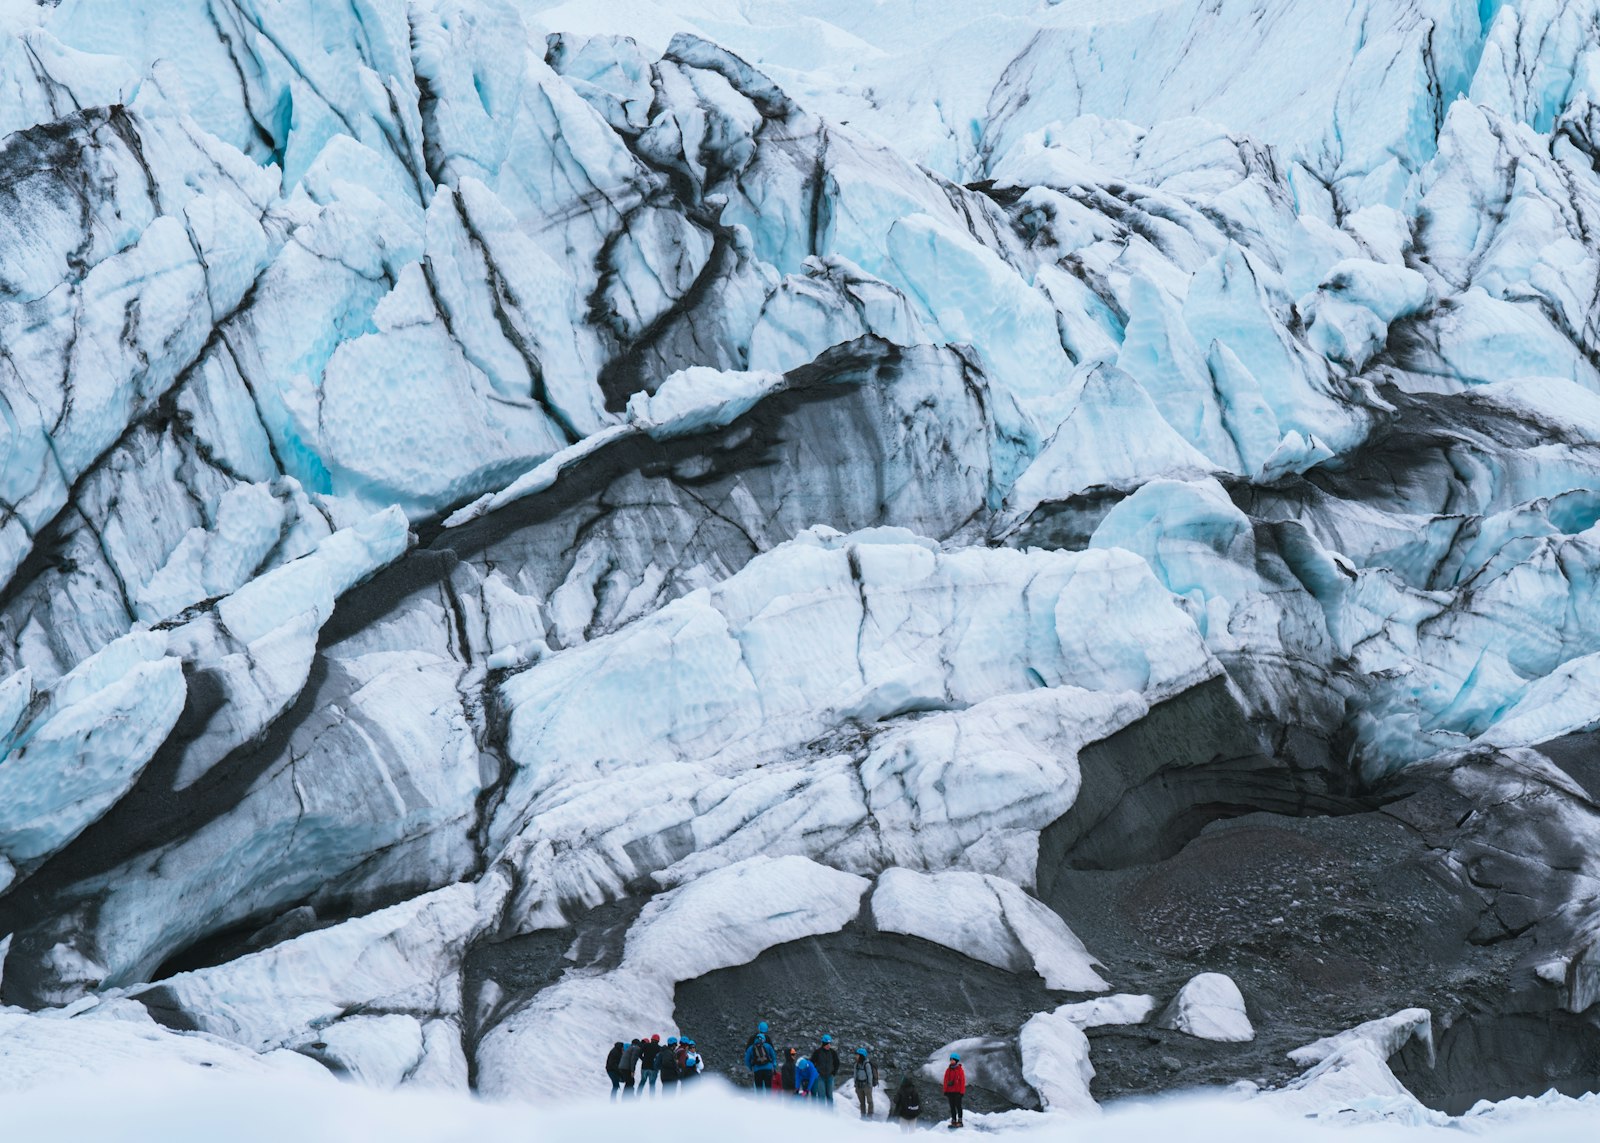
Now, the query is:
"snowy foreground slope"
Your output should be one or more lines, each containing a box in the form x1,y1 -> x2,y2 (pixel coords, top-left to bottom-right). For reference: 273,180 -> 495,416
5,0 -> 1600,1130
7,1067 -> 1600,1143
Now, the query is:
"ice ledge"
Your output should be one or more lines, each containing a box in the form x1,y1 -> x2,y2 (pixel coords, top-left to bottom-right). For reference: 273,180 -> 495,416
443,365 -> 831,529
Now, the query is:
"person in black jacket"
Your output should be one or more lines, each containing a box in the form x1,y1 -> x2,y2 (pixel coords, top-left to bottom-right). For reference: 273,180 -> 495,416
780,1047 -> 799,1092
658,1037 -> 682,1093
812,1034 -> 840,1106
606,1041 -> 626,1100
891,1075 -> 922,1132
639,1035 -> 662,1094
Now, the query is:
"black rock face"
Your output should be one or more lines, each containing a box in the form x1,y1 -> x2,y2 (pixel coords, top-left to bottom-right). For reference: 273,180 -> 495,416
673,925 -> 1058,1116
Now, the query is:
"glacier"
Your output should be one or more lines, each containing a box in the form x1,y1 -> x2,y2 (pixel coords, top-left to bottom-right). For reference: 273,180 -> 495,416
2,0 -> 1600,1133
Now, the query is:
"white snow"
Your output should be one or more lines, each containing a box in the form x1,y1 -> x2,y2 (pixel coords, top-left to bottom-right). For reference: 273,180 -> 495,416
1259,1042 -> 1441,1125
2,0 -> 1600,1126
1050,995 -> 1159,1030
8,1049 -> 1600,1141
1289,1009 -> 1434,1069
1004,363 -> 1220,521
444,424 -> 636,527
1156,973 -> 1254,1043
211,506 -> 411,647
311,1014 -> 469,1091
0,1009 -> 328,1097
123,874 -> 509,1065
1018,1008 -> 1098,1115
490,530 -> 1219,923
475,855 -> 869,1102
627,367 -> 787,439
869,869 -> 1107,992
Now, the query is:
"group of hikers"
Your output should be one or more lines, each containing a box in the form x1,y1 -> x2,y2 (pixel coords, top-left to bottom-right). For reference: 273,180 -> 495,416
605,1020 -> 970,1129
605,1035 -> 704,1096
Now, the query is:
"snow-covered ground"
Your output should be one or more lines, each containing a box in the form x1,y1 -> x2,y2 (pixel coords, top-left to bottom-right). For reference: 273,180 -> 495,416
4,1062 -> 1600,1143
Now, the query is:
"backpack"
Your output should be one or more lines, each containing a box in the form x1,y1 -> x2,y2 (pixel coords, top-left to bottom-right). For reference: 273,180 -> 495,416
900,1089 -> 921,1117
659,1052 -> 681,1081
752,1041 -> 773,1067
683,1051 -> 701,1073
855,1059 -> 872,1083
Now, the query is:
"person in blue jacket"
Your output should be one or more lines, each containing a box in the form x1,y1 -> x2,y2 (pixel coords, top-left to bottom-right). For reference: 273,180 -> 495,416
794,1054 -> 821,1097
680,1039 -> 703,1082
744,1032 -> 778,1094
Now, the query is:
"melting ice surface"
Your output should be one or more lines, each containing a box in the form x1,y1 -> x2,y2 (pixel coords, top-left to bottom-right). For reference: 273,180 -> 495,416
4,0 -> 1600,1134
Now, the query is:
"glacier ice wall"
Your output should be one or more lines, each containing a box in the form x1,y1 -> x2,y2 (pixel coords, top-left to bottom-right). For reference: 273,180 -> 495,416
3,0 -> 1600,1121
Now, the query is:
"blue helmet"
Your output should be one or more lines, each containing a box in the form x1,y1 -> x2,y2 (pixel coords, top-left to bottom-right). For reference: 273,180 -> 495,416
684,1039 -> 695,1046
821,1034 -> 832,1043
667,1037 -> 678,1045
755,1033 -> 766,1043
758,1021 -> 769,1033
949,1053 -> 961,1062
857,1047 -> 869,1056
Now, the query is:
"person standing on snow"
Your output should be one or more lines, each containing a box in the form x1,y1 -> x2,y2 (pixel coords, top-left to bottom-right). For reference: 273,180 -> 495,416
658,1037 -> 682,1092
745,1032 -> 778,1094
794,1054 -> 820,1098
619,1038 -> 642,1095
812,1034 -> 840,1106
680,1040 -> 703,1083
891,1075 -> 923,1132
606,1041 -> 627,1100
780,1047 -> 799,1092
639,1034 -> 662,1094
852,1047 -> 878,1118
943,1053 -> 967,1128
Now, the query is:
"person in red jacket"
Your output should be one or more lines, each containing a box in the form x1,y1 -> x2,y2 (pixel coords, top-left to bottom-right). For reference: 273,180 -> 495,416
942,1053 -> 967,1128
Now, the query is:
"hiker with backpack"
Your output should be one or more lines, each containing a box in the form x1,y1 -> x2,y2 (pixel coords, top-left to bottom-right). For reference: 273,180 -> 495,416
606,1041 -> 627,1100
891,1075 -> 923,1132
745,1021 -> 776,1057
794,1054 -> 820,1097
852,1047 -> 878,1118
943,1053 -> 967,1128
812,1034 -> 840,1106
658,1036 -> 682,1092
744,1032 -> 778,1094
639,1034 -> 662,1094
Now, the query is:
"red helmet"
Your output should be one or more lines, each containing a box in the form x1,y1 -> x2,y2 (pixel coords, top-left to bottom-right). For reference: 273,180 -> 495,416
651,1034 -> 661,1041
